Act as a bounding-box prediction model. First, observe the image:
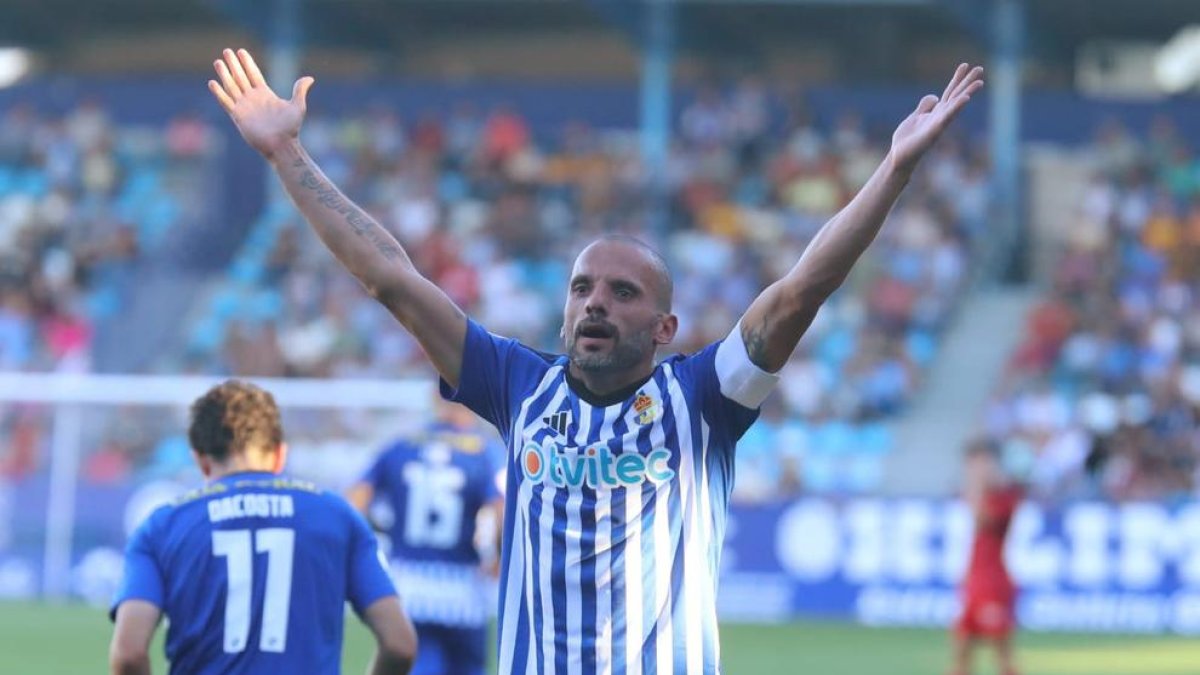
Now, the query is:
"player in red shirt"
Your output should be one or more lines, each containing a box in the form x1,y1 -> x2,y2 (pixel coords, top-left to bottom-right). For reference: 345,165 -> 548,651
950,439 -> 1025,675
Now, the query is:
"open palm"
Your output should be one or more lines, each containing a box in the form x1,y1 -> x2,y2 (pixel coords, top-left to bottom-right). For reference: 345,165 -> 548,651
208,48 -> 314,160
891,63 -> 984,173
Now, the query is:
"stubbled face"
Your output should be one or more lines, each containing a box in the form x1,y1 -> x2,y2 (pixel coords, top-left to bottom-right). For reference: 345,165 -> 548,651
562,241 -> 672,376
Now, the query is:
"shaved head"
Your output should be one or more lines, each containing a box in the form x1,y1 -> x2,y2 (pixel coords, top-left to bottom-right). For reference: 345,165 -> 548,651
585,234 -> 673,311
562,235 -> 679,386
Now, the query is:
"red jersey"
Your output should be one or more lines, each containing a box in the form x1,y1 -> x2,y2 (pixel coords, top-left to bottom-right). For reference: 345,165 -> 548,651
965,485 -> 1022,593
958,484 -> 1023,638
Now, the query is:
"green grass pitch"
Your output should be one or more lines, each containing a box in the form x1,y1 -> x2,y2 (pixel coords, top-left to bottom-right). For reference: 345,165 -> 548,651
2,601 -> 1198,674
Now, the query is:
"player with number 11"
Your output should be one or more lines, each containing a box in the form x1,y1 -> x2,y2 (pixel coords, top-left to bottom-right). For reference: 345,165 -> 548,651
109,380 -> 418,675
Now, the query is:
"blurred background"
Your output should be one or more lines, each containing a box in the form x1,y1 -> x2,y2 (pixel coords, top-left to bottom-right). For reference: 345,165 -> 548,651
3,0 -> 1200,672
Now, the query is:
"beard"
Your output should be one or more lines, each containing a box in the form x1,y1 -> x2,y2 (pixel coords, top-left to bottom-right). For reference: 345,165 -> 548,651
566,324 -> 655,374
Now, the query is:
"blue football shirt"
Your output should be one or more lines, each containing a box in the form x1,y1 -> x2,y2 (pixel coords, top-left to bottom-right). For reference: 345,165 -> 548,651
362,423 -> 501,627
112,472 -> 396,675
440,319 -> 760,675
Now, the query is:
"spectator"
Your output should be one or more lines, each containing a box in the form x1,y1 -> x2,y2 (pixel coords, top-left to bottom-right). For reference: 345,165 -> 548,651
985,119 -> 1200,501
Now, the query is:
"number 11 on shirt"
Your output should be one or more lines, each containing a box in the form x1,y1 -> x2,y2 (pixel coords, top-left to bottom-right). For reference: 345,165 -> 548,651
211,528 -> 296,654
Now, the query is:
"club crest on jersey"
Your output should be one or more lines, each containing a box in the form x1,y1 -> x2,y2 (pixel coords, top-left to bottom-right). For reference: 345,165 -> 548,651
521,440 -> 674,489
633,390 -> 660,426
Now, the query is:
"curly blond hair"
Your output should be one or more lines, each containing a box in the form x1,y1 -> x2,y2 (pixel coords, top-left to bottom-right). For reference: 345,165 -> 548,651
188,380 -> 283,461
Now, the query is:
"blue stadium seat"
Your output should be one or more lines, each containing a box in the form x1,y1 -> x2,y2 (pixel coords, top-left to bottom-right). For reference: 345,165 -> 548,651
249,290 -> 283,321
189,317 -> 226,353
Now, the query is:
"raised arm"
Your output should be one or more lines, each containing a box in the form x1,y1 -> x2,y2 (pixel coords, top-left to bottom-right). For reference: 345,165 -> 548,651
208,48 -> 467,387
738,64 -> 984,372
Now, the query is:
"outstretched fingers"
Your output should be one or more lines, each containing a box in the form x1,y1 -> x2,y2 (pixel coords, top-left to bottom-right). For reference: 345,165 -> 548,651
208,80 -> 235,113
223,48 -> 253,93
951,66 -> 985,102
214,59 -> 241,100
926,65 -> 984,123
210,48 -> 274,113
237,48 -> 267,88
949,81 -> 984,116
940,63 -> 969,103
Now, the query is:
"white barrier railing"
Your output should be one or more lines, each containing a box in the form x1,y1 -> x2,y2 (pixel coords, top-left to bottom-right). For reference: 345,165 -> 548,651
0,373 -> 434,408
0,372 -> 433,600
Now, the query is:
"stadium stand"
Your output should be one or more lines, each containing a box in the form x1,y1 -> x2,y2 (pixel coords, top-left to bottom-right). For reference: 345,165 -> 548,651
985,118 -> 1200,502
10,84 -> 1197,504
178,82 -> 985,498
0,101 -> 219,482
0,101 -> 218,373
7,4 -> 1200,661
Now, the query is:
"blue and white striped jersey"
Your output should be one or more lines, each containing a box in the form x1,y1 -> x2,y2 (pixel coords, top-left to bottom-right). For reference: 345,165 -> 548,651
361,424 -> 501,628
441,319 -> 761,675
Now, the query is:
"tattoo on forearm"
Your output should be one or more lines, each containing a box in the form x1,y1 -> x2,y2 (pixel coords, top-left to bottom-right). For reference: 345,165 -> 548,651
743,315 -> 771,369
295,168 -> 405,262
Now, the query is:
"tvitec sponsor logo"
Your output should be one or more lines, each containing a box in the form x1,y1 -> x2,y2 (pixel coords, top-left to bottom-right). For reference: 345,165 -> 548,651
521,441 -> 674,489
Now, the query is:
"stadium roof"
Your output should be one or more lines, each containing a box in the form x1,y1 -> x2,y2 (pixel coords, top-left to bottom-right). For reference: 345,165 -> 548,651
1,0 -> 1199,85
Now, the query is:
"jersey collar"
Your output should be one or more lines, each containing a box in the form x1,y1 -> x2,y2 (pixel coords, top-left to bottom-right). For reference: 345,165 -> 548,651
212,470 -> 278,485
564,369 -> 655,408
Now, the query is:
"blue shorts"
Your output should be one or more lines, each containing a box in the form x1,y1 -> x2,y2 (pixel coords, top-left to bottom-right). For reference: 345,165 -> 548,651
410,621 -> 488,675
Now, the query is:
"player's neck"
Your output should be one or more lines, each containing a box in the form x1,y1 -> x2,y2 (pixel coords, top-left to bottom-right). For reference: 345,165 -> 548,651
566,363 -> 655,406
204,458 -> 280,481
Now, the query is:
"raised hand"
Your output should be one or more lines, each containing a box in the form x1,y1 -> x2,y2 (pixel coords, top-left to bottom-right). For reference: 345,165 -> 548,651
208,48 -> 314,160
890,63 -> 984,174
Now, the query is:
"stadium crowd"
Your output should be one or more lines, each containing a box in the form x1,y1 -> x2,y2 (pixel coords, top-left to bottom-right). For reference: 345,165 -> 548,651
984,118 -> 1200,503
6,91 -> 1199,505
1,84 -> 988,499
0,101 -> 214,480
183,80 -> 984,498
0,103 -> 214,372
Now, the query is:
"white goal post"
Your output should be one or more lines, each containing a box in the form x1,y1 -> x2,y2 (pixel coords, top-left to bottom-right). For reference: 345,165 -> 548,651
0,373 -> 434,600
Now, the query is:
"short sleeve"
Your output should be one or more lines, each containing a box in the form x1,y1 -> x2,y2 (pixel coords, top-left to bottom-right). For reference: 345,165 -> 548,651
346,508 -> 398,615
439,319 -> 552,438
109,510 -> 167,620
672,342 -> 762,447
360,445 -> 394,491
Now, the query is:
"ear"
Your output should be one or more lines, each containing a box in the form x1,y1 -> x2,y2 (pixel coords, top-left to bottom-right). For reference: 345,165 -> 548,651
271,443 -> 289,475
192,450 -> 212,479
654,313 -> 679,346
